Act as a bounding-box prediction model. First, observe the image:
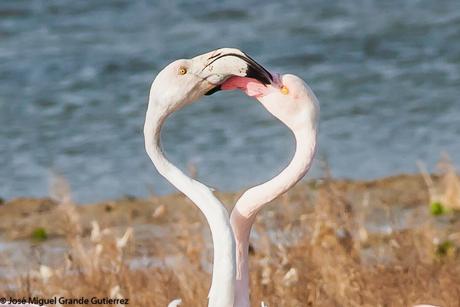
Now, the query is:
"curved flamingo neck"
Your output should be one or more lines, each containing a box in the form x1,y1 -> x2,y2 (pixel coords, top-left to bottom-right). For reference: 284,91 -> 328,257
144,97 -> 236,307
231,123 -> 317,307
235,126 -> 316,217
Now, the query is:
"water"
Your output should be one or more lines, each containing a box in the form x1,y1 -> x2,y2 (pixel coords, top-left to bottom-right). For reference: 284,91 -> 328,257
1,0 -> 459,203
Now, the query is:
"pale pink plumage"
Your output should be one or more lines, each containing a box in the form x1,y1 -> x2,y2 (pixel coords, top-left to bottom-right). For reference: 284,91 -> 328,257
222,74 -> 320,307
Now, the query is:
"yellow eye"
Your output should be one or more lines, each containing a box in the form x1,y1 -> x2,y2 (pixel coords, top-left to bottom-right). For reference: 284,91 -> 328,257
280,85 -> 289,95
178,67 -> 187,75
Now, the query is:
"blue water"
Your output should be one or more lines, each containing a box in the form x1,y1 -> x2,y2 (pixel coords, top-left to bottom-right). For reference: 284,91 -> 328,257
1,0 -> 459,202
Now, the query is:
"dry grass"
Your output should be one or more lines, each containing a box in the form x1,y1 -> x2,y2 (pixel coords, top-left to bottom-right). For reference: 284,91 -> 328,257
419,154 -> 460,212
1,166 -> 460,306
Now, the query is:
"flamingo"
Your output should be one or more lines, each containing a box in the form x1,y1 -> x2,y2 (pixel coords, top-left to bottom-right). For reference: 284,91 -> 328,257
143,48 -> 272,307
219,74 -> 320,306
220,74 -> 440,307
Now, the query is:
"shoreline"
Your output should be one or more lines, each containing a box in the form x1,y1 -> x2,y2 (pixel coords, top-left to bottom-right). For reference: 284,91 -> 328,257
0,173 -> 433,242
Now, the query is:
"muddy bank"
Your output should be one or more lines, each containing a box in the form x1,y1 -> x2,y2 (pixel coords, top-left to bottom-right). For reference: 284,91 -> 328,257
0,174 -> 432,242
2,171 -> 458,274
1,173 -> 460,306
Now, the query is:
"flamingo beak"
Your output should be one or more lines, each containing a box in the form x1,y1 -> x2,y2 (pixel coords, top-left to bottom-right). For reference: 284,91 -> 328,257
193,49 -> 273,96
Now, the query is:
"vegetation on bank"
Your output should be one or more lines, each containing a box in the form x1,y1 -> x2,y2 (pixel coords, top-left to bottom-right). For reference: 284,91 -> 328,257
0,159 -> 459,306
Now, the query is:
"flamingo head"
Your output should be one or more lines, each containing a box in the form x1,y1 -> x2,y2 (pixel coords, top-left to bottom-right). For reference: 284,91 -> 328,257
221,74 -> 320,131
148,48 -> 273,113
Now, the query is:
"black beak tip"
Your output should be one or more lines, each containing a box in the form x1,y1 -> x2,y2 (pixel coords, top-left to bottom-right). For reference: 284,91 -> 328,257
245,64 -> 272,85
205,85 -> 222,96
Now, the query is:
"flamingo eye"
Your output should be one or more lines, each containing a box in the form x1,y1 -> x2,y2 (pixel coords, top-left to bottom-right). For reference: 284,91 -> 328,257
280,86 -> 289,95
178,67 -> 187,75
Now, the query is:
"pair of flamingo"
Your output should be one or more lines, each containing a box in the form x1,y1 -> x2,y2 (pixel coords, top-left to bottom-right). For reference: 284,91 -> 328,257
144,48 -> 319,307
0,49 -> 438,307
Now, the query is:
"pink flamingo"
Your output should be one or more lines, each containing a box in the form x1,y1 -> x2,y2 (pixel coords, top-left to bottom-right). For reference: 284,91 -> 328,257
144,48 -> 271,307
220,74 -> 320,306
220,73 -> 439,307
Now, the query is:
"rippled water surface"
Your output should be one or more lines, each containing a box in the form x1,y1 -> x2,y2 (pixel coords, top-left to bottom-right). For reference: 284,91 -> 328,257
1,0 -> 459,202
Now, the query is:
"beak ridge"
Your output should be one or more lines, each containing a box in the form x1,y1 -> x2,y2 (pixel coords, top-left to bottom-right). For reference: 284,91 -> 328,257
205,51 -> 273,84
